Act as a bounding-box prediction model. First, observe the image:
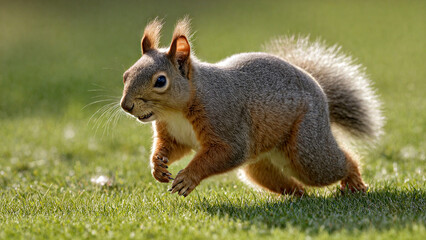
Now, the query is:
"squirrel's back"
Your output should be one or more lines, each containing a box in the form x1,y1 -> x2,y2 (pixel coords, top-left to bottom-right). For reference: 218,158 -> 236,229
197,52 -> 326,104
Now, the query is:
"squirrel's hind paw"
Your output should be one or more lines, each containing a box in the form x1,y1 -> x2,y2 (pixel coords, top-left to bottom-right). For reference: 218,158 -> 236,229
339,181 -> 368,194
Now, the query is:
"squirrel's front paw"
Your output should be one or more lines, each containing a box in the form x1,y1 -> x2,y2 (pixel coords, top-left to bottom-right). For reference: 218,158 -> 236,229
169,169 -> 200,197
151,155 -> 173,183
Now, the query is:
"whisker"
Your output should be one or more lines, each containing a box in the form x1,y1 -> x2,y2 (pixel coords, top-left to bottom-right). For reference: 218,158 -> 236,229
102,67 -> 124,72
88,89 -> 109,92
103,104 -> 120,131
89,103 -> 119,135
90,95 -> 121,99
103,105 -> 123,137
86,82 -> 126,138
90,83 -> 109,89
88,102 -> 118,123
82,99 -> 119,110
102,104 -> 122,138
93,103 -> 117,127
112,110 -> 123,131
95,103 -> 121,138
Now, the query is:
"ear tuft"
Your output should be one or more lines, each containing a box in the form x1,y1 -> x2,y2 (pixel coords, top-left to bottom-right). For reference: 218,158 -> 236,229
171,16 -> 191,42
168,17 -> 192,77
141,18 -> 163,54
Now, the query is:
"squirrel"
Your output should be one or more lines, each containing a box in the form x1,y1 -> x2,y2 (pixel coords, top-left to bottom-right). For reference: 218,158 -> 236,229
120,18 -> 384,197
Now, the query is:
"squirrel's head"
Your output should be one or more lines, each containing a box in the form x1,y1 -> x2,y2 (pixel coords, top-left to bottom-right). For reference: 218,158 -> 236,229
121,17 -> 192,123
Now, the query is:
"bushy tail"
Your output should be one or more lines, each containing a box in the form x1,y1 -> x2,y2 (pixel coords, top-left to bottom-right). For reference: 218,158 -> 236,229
264,36 -> 384,143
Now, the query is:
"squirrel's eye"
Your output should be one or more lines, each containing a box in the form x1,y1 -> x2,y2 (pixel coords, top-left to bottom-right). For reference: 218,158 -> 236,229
154,75 -> 167,88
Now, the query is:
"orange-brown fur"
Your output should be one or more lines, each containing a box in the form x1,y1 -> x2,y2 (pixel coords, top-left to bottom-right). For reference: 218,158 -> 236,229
244,105 -> 308,195
281,110 -> 313,185
168,36 -> 192,79
183,93 -> 235,181
243,158 -> 304,195
340,151 -> 367,192
248,105 -> 292,156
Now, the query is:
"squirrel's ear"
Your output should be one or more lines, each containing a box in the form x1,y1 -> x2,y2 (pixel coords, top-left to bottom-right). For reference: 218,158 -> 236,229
168,17 -> 192,77
141,18 -> 163,54
168,36 -> 191,77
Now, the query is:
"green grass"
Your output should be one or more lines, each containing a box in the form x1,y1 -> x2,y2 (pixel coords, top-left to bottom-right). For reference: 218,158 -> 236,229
0,0 -> 425,239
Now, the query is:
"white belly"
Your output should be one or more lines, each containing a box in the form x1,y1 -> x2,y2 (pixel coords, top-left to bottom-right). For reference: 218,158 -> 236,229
160,111 -> 199,150
256,148 -> 296,177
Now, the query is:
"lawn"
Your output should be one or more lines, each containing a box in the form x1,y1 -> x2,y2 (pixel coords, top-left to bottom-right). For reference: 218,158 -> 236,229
0,0 -> 425,239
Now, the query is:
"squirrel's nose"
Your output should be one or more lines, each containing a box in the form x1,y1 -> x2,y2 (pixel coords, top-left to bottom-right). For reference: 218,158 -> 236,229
121,97 -> 134,113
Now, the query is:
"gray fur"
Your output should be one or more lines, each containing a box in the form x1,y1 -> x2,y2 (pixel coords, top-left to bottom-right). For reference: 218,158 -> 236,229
263,36 -> 384,141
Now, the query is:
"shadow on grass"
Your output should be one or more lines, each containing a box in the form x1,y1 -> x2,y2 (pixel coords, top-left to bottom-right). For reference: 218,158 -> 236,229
197,188 -> 425,234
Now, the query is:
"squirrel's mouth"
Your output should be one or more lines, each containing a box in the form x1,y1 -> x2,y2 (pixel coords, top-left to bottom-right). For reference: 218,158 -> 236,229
138,112 -> 154,122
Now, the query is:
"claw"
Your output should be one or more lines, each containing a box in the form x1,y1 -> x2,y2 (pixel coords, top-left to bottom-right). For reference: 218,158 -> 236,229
170,187 -> 178,194
151,154 -> 174,184
167,169 -> 199,197
178,186 -> 188,196
171,180 -> 183,189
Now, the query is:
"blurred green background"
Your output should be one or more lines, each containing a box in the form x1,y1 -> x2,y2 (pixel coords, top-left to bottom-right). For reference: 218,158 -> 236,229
0,0 -> 425,239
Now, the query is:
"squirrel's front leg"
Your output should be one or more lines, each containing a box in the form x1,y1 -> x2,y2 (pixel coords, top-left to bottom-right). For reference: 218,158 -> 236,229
150,153 -> 172,183
169,143 -> 242,197
151,122 -> 191,183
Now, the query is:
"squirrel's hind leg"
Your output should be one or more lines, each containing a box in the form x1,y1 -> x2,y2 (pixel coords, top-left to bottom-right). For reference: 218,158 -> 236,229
340,151 -> 368,193
239,158 -> 304,196
281,108 -> 367,192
